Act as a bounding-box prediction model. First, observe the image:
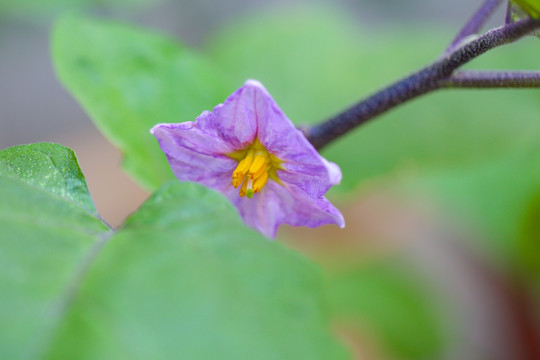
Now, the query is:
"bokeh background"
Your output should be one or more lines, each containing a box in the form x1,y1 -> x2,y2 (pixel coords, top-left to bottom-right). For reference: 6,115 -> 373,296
1,0 -> 539,359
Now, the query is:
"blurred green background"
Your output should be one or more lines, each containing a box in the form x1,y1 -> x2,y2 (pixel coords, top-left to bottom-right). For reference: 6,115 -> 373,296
1,0 -> 539,359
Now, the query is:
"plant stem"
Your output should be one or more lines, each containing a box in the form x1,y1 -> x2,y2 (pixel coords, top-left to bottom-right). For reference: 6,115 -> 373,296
444,70 -> 540,88
306,18 -> 540,150
446,0 -> 504,54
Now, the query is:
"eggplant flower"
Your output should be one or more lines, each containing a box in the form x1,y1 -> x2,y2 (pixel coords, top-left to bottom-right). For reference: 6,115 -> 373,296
150,80 -> 344,238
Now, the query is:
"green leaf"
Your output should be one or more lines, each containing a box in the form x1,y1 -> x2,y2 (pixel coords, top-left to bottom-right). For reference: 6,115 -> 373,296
0,143 -> 111,360
52,14 -> 232,190
326,262 -> 446,360
0,143 -> 97,213
1,143 -> 347,359
45,181 -> 349,359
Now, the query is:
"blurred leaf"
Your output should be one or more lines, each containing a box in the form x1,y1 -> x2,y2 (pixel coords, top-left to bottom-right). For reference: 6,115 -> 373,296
0,143 -> 111,360
0,143 -> 347,359
400,140 -> 540,263
403,140 -> 540,262
326,262 -> 446,360
205,6 -> 373,128
205,6 -> 540,192
52,14 -> 232,190
205,6 -> 540,263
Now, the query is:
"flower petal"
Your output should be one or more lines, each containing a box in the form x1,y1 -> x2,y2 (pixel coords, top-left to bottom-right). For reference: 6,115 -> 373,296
276,159 -> 340,198
237,80 -> 341,196
321,158 -> 342,186
229,181 -> 345,238
195,81 -> 260,150
151,122 -> 237,192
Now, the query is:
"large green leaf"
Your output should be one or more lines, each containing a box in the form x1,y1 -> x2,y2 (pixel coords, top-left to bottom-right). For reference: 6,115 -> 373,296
1,143 -> 347,359
0,143 -> 112,360
46,181 -> 348,359
52,15 -> 232,190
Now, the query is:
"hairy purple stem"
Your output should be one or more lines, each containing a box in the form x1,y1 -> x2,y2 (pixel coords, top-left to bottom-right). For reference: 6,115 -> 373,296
306,18 -> 540,150
444,70 -> 540,88
446,0 -> 504,54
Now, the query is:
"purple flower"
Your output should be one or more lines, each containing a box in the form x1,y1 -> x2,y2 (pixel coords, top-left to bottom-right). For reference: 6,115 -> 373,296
150,80 -> 345,238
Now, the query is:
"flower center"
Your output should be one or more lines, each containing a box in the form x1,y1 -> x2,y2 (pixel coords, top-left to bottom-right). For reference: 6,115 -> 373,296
229,139 -> 282,198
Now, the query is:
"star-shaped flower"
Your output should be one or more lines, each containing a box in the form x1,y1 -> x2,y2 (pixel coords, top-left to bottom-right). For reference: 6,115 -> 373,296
151,80 -> 344,238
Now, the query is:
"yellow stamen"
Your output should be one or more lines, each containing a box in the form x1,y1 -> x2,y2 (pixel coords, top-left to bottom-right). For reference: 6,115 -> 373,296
239,178 -> 249,197
229,138 -> 283,199
232,155 -> 253,188
251,163 -> 269,180
248,154 -> 267,179
252,172 -> 269,194
232,176 -> 243,189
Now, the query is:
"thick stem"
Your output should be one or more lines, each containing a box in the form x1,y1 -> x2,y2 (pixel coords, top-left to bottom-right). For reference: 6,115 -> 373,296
444,70 -> 540,88
446,0 -> 504,54
306,18 -> 540,150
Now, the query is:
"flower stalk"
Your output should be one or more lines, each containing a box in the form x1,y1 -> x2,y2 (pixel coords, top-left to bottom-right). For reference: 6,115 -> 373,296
306,14 -> 540,150
443,70 -> 540,88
